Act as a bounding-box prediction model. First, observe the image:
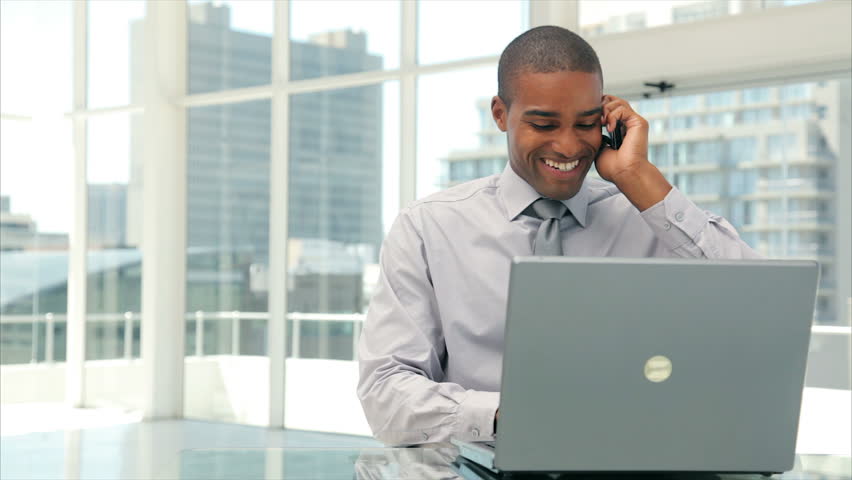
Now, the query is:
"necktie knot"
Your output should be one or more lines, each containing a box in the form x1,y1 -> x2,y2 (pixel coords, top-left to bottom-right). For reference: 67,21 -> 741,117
526,198 -> 568,256
529,198 -> 568,220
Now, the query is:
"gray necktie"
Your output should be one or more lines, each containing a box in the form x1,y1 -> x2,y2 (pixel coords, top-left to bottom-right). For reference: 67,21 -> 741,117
527,198 -> 568,256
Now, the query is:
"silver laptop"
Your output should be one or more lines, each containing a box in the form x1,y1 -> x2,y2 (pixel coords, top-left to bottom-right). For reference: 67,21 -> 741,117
452,257 -> 819,475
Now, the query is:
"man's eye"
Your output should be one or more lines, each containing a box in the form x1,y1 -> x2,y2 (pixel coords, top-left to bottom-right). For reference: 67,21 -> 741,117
530,123 -> 557,131
576,124 -> 596,129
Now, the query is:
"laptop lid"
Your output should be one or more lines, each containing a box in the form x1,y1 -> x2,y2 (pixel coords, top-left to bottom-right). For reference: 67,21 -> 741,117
494,258 -> 818,473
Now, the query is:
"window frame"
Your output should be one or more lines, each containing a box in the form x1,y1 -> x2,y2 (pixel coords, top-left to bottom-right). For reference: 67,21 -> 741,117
29,0 -> 852,425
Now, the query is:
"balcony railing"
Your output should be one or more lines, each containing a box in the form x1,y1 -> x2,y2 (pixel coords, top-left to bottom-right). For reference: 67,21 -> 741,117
3,307 -> 851,367
756,178 -> 834,192
0,311 -> 366,365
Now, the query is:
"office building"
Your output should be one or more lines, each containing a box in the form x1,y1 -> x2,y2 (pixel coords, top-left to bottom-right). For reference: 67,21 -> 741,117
128,3 -> 384,315
87,184 -> 128,249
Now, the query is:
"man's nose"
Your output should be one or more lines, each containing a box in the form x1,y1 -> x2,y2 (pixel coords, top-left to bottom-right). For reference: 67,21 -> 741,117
550,130 -> 584,158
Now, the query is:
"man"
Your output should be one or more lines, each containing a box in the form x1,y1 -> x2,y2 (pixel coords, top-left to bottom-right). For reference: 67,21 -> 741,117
357,26 -> 760,446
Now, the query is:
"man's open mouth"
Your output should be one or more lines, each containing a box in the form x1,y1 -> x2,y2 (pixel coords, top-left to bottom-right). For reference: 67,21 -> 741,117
541,158 -> 581,172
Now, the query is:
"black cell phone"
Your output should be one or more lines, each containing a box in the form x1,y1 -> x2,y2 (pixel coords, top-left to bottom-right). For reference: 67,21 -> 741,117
601,120 -> 625,150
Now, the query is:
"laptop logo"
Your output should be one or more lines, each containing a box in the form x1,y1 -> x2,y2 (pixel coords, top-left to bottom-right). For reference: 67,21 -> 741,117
644,355 -> 672,383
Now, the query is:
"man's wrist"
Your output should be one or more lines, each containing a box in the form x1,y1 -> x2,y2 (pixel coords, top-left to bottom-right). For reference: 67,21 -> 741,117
612,161 -> 672,212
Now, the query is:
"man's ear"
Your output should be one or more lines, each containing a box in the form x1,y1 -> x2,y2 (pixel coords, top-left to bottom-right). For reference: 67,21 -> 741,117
491,95 -> 508,132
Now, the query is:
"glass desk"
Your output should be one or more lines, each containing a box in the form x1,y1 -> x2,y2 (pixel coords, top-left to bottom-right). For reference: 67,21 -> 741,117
178,445 -> 851,480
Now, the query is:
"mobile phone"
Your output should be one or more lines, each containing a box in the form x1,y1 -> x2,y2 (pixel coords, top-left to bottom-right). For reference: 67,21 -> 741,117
601,120 -> 625,150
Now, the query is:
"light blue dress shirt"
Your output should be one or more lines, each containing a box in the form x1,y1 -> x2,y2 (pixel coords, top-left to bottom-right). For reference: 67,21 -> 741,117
357,164 -> 761,446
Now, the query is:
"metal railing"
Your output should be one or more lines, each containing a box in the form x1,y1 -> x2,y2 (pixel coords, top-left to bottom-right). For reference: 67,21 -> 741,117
0,311 -> 365,364
2,309 -> 849,366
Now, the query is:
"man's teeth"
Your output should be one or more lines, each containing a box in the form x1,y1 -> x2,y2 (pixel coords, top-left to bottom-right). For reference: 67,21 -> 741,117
543,158 -> 580,172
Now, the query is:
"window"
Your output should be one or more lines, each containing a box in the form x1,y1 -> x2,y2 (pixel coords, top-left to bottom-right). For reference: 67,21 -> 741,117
728,137 -> 757,164
283,82 -> 399,433
418,1 -> 527,64
0,0 -> 73,375
0,118 -> 73,367
779,83 -> 813,101
289,0 -> 399,81
705,90 -> 736,108
88,0 -> 146,108
86,113 -> 142,368
183,100 -> 270,423
781,104 -> 813,120
187,1 -> 272,94
767,134 -> 797,161
670,95 -> 700,112
1,1 -> 72,114
636,98 -> 666,114
417,67 -> 497,196
741,108 -> 774,124
742,87 -> 772,104
649,78 -> 849,329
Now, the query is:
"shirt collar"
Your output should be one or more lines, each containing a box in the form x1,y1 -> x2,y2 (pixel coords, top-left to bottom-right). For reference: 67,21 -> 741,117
497,163 -> 589,228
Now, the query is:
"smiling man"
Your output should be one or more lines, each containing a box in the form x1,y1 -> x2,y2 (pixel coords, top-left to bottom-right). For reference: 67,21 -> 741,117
357,26 -> 760,446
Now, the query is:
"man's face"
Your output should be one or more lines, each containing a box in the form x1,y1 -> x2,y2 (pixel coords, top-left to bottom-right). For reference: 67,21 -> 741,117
492,70 -> 603,200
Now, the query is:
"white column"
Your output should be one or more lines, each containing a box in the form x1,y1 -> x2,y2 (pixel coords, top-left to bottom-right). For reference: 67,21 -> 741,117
65,0 -> 88,408
268,0 -> 291,428
529,0 -> 580,31
399,0 -> 417,208
141,0 -> 187,419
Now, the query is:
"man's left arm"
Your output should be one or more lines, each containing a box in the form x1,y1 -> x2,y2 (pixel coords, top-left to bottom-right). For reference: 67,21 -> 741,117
597,95 -> 760,259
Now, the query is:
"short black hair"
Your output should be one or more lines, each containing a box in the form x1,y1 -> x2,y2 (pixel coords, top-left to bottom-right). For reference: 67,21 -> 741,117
497,26 -> 602,108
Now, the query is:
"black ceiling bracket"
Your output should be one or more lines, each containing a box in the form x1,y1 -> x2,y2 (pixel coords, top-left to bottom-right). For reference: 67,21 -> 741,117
642,81 -> 676,98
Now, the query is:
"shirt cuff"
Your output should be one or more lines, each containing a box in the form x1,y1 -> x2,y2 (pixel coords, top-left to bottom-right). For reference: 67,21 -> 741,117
639,187 -> 708,252
456,390 -> 500,441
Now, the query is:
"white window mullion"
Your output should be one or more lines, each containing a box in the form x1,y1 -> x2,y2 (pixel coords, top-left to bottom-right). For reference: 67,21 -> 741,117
268,0 -> 291,429
399,0 -> 417,208
66,0 -> 88,408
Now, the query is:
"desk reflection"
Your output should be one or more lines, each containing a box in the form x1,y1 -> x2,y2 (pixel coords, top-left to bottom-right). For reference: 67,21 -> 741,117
178,445 -> 850,480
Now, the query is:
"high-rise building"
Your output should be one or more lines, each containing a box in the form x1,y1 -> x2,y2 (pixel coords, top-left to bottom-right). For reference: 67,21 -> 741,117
128,2 -> 384,315
87,184 -> 128,249
580,11 -> 647,38
671,0 -> 729,25
442,79 -> 851,326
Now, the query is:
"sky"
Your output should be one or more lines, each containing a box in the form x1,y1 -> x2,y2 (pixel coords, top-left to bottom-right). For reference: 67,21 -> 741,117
0,0 -> 751,235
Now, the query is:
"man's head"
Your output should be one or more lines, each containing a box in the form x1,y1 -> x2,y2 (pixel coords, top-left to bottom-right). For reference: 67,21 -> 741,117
492,26 -> 604,200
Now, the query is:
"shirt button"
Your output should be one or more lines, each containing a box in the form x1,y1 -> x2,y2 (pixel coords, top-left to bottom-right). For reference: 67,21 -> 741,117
422,432 -> 429,441
471,427 -> 480,438
663,221 -> 672,231
674,211 -> 685,222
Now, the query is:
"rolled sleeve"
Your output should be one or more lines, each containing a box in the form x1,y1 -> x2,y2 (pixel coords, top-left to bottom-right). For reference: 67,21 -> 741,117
640,187 -> 761,259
